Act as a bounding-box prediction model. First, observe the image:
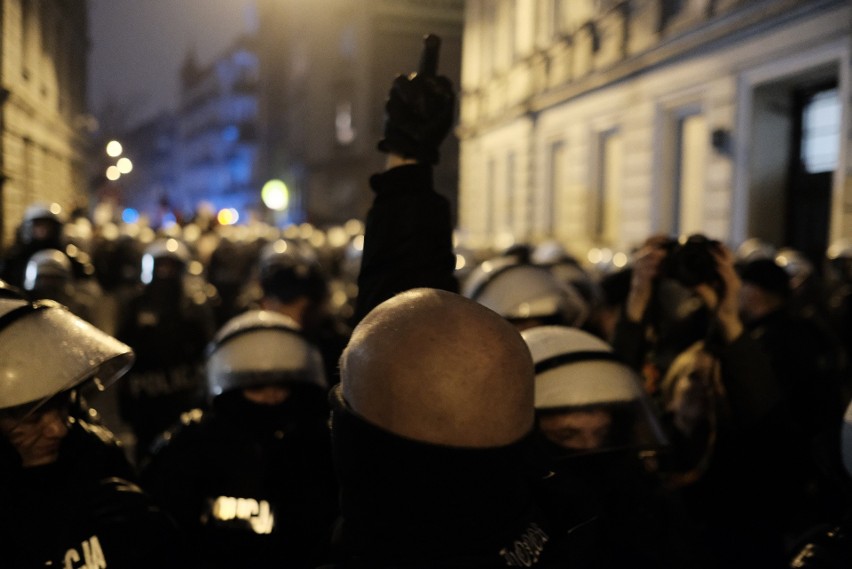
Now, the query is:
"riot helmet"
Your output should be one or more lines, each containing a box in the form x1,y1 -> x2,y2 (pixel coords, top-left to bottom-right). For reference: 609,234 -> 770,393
140,237 -> 191,285
23,249 -> 73,294
0,281 -> 134,416
735,238 -> 776,265
521,325 -> 667,456
463,257 -> 589,329
20,202 -> 66,246
775,247 -> 813,292
258,238 -> 327,304
205,309 -> 326,400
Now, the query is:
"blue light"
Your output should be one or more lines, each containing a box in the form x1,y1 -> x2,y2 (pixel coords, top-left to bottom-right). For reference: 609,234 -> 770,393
162,211 -> 177,227
122,208 -> 140,224
230,155 -> 252,183
223,125 -> 239,142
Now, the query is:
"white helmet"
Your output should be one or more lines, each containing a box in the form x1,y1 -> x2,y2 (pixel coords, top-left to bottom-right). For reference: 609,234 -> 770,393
521,325 -> 667,453
23,249 -> 73,291
735,238 -> 776,264
0,284 -> 134,413
206,310 -> 327,399
775,247 -> 813,290
530,240 -> 574,265
463,257 -> 588,327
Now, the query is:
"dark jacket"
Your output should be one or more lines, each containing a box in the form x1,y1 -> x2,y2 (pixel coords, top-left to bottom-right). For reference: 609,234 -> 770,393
116,280 -> 215,461
142,388 -> 338,569
0,420 -> 182,568
325,389 -> 592,569
354,164 -> 458,323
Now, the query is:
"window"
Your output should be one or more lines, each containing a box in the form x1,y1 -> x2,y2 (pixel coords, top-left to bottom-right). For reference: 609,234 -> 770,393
801,88 -> 840,174
592,129 -> 622,243
674,113 -> 707,235
546,140 -> 566,235
503,152 -> 516,232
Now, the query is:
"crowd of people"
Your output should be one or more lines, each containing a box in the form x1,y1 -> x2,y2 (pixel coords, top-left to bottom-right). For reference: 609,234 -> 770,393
2,36 -> 852,568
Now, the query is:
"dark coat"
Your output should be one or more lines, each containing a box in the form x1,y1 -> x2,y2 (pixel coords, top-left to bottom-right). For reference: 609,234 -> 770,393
0,420 -> 183,568
353,164 -> 458,323
142,389 -> 338,569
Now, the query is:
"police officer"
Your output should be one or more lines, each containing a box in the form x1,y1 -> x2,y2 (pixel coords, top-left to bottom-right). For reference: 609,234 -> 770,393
116,237 -> 216,464
786,399 -> 852,568
0,281 -> 184,568
142,309 -> 338,569
1,203 -> 68,288
462,255 -> 589,331
22,248 -> 98,324
255,238 -> 350,386
328,288 -> 585,567
522,325 -> 708,568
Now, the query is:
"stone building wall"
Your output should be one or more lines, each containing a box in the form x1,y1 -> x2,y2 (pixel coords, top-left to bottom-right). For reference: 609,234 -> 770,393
1,0 -> 89,247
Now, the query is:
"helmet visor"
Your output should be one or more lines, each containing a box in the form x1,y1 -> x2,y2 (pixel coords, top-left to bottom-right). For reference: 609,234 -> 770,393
535,362 -> 668,455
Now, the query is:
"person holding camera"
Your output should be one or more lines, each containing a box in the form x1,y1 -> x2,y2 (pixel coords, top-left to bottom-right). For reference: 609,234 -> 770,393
612,235 -> 799,567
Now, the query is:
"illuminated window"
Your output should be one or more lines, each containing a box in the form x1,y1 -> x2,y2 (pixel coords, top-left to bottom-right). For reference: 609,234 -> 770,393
801,88 -> 840,174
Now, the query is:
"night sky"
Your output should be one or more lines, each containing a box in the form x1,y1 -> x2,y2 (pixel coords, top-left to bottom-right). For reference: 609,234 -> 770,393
87,0 -> 257,129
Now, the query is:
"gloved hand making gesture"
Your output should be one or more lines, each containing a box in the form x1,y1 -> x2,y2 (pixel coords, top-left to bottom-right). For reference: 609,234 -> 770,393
377,35 -> 455,166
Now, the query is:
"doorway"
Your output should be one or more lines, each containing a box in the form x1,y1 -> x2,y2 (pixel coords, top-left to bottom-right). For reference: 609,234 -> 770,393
747,63 -> 842,267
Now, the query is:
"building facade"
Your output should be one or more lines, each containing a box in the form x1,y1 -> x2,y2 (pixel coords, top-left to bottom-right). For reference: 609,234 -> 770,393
459,0 -> 851,266
256,0 -> 465,227
118,111 -> 178,227
0,0 -> 90,247
176,36 -> 261,223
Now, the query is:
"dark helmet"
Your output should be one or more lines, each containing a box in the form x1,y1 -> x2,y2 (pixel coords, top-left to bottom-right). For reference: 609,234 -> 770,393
0,281 -> 134,416
259,239 -> 327,304
140,238 -> 192,284
23,249 -> 73,293
20,203 -> 66,245
205,309 -> 326,400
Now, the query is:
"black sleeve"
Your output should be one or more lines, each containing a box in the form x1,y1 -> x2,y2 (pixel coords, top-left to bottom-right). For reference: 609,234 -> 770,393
353,164 -> 458,323
611,314 -> 648,372
716,332 -> 782,432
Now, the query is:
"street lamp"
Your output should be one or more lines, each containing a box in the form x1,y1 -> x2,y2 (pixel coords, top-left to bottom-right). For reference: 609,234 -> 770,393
116,157 -> 133,174
261,179 -> 289,211
106,140 -> 123,158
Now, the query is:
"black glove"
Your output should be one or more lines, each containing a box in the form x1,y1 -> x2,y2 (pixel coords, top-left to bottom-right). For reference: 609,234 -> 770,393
377,71 -> 455,165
